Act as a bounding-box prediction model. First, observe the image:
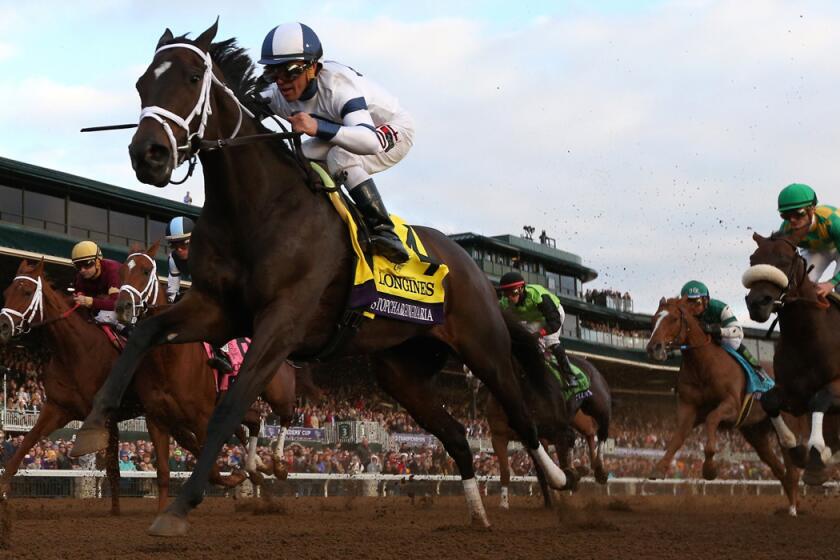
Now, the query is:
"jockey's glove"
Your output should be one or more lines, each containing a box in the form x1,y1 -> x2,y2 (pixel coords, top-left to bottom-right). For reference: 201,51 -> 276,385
701,323 -> 721,336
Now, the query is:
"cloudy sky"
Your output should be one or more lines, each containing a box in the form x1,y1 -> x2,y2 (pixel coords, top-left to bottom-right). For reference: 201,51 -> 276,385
1,0 -> 837,322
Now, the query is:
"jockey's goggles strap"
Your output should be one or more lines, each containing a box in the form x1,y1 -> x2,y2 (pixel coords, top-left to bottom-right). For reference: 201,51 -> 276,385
138,43 -> 254,176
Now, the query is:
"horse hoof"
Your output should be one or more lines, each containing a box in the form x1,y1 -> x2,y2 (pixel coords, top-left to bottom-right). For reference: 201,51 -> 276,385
561,468 -> 579,492
147,512 -> 190,537
594,467 -> 608,485
702,463 -> 718,481
789,445 -> 808,469
574,465 -> 590,478
247,470 -> 265,486
803,448 -> 829,486
273,463 -> 289,481
69,426 -> 109,457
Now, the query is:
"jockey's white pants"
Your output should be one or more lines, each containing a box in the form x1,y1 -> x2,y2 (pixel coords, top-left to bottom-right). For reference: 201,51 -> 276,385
302,120 -> 415,190
94,310 -> 119,326
802,247 -> 840,289
524,321 -> 561,349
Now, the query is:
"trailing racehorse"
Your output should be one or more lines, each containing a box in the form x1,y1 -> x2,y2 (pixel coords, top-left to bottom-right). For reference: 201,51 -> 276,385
115,241 -> 318,484
646,296 -> 800,514
72,23 -> 575,535
487,353 -> 611,509
744,232 -> 840,485
0,259 -> 269,512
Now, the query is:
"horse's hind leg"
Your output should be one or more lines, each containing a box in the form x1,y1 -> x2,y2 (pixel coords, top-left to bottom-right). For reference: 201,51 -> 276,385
72,291 -> 235,457
261,363 -> 297,480
147,417 -> 172,512
105,420 -> 121,516
375,341 -> 490,527
490,429 -> 511,510
580,400 -> 610,484
740,422 -> 799,516
459,342 -> 571,491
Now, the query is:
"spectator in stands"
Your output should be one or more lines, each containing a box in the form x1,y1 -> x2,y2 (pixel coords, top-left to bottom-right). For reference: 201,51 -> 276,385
118,450 -> 136,471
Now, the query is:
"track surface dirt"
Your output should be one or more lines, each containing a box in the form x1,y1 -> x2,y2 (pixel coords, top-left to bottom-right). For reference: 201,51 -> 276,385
1,492 -> 838,559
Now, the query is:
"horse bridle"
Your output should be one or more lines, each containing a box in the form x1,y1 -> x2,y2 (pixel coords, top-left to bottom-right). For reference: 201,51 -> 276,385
661,304 -> 710,353
139,42 -> 255,184
118,253 -> 160,321
0,276 -> 44,336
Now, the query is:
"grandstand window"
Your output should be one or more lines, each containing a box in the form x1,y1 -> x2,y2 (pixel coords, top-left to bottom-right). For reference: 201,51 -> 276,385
562,313 -> 578,337
108,210 -> 145,248
69,201 -> 108,243
546,271 -> 559,292
559,274 -> 578,297
23,190 -> 65,233
0,185 -> 23,224
148,219 -> 168,256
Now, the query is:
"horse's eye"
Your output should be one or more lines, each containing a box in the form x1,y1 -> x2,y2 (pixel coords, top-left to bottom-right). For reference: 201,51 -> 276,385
190,74 -> 201,83
143,269 -> 150,276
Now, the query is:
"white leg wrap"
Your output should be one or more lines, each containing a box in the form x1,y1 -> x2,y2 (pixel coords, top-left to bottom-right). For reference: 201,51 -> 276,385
531,444 -> 567,490
245,436 -> 259,472
808,412 -> 832,463
788,505 -> 797,517
463,478 -> 490,527
771,416 -> 797,449
273,426 -> 287,463
500,485 -> 509,510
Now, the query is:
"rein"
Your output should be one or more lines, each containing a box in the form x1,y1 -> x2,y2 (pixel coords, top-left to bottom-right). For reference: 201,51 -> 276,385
119,253 -> 161,322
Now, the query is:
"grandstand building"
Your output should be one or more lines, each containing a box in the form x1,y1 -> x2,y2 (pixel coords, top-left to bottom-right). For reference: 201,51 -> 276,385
0,156 -> 777,437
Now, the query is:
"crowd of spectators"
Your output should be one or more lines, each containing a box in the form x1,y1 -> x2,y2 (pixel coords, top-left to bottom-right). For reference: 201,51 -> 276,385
0,347 -> 780,481
585,289 -> 634,312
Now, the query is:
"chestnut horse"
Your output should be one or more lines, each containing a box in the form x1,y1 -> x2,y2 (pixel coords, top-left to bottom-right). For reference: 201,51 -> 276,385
0,259 -> 269,512
72,25 -> 574,534
646,296 -> 800,514
744,232 -> 840,485
487,354 -> 611,509
115,241 -> 317,484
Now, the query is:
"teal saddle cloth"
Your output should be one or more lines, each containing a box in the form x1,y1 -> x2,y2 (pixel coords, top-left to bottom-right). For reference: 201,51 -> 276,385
723,346 -> 775,394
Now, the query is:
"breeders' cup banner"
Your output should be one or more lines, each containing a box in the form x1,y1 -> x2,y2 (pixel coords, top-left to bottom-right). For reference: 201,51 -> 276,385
391,432 -> 439,447
263,425 -> 325,442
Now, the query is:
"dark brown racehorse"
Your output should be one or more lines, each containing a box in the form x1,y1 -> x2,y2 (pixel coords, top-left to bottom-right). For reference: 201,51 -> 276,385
646,296 -> 800,514
744,232 -> 840,485
0,259 -> 278,513
487,354 -> 611,509
72,24 -> 574,535
114,241 -> 315,484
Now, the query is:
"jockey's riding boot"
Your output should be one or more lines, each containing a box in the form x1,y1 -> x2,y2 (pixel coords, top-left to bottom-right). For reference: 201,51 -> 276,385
208,346 -> 234,374
349,179 -> 409,264
550,343 -> 578,388
737,344 -> 769,380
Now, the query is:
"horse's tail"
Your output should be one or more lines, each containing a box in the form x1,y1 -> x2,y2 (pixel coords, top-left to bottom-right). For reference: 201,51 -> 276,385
502,311 -> 551,392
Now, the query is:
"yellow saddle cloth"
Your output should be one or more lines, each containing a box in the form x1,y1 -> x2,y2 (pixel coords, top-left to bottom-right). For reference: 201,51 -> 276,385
312,163 -> 449,325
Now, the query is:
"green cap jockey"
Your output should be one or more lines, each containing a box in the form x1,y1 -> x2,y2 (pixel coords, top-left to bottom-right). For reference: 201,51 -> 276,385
777,183 -> 840,297
680,281 -> 765,375
777,183 -> 817,213
680,280 -> 709,299
498,271 -> 577,388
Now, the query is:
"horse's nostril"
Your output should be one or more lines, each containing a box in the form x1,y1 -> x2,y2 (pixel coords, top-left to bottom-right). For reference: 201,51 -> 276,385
146,143 -> 170,166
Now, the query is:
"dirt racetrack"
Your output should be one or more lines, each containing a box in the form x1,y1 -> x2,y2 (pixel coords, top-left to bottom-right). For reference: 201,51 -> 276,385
1,492 -> 839,560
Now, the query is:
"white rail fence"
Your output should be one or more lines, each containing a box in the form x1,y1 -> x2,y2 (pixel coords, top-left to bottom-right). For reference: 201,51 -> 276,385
2,471 -> 838,500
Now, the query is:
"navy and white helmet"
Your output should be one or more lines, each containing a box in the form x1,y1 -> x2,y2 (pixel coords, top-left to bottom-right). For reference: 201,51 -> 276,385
259,22 -> 323,65
165,216 -> 194,242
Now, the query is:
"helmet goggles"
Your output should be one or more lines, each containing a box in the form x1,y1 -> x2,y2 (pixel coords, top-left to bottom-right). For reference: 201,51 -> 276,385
264,61 -> 312,82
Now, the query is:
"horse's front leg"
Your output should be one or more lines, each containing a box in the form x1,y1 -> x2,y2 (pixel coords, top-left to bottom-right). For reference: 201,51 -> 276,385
148,313 -> 298,537
802,382 -> 840,486
71,290 -> 234,457
650,399 -> 696,479
701,400 -> 736,480
758,387 -> 803,463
